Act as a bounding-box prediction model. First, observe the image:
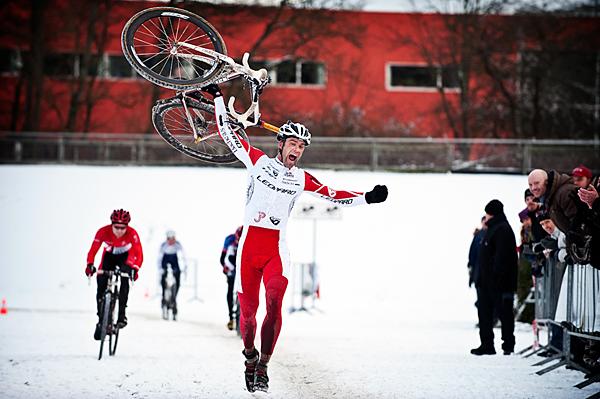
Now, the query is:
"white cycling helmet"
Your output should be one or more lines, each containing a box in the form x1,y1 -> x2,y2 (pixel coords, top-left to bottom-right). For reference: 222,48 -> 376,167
166,230 -> 176,239
277,121 -> 311,146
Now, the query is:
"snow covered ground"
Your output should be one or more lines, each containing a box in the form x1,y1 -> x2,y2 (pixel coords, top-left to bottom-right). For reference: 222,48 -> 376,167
0,165 -> 597,398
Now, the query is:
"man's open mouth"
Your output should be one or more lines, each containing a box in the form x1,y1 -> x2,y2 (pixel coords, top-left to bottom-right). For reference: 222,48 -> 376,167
288,154 -> 297,162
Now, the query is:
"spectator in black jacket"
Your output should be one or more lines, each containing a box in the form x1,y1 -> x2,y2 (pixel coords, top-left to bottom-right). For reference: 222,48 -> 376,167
468,216 -> 486,288
471,199 -> 518,356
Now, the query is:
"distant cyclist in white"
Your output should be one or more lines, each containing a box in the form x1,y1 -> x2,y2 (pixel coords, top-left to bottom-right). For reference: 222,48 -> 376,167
158,230 -> 185,317
201,83 -> 388,393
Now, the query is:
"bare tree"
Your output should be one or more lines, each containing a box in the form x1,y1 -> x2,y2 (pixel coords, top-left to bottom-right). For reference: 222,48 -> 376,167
23,0 -> 48,131
394,0 -> 600,139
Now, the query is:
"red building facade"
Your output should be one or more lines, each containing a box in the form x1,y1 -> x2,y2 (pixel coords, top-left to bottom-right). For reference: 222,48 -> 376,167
1,1 -> 597,139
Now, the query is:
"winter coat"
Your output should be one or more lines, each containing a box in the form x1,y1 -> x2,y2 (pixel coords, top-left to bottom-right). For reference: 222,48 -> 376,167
526,208 -> 549,242
543,170 -> 578,234
476,213 -> 518,293
469,228 -> 486,286
568,175 -> 600,269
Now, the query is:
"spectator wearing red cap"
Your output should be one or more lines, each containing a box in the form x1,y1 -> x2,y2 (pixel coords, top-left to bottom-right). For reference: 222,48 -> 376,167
572,165 -> 593,189
573,165 -> 599,211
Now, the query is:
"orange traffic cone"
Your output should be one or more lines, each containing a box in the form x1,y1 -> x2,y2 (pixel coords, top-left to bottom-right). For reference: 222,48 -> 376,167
0,298 -> 7,315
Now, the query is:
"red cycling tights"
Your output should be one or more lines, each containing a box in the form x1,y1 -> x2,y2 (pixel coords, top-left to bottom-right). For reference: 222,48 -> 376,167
237,227 -> 289,356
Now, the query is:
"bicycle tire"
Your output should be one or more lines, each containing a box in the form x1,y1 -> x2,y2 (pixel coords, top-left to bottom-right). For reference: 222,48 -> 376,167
110,326 -> 120,356
122,7 -> 227,90
109,293 -> 118,356
152,96 -> 247,164
170,285 -> 178,320
98,292 -> 111,360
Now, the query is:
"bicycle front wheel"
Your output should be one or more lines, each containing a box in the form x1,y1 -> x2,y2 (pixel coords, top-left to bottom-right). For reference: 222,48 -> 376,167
152,96 -> 247,164
98,292 -> 112,360
122,7 -> 227,90
109,294 -> 119,356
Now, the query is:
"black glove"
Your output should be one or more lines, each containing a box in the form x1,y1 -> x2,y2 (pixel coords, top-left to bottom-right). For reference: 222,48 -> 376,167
201,83 -> 222,98
365,185 -> 388,204
121,265 -> 139,281
85,264 -> 96,277
541,236 -> 558,250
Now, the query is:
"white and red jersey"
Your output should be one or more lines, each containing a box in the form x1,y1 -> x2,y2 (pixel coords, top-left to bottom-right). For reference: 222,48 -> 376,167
214,96 -> 369,355
87,225 -> 144,270
214,97 -> 367,240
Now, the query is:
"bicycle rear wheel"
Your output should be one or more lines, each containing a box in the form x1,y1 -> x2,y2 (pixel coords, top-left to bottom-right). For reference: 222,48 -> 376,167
152,96 -> 248,163
122,7 -> 226,90
110,327 -> 120,356
98,292 -> 111,360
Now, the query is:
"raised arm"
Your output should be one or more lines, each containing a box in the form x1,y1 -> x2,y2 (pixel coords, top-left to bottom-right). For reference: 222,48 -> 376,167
204,84 -> 265,169
303,171 -> 388,206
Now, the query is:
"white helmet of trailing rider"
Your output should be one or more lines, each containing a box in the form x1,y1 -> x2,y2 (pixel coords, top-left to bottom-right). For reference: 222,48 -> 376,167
277,121 -> 311,146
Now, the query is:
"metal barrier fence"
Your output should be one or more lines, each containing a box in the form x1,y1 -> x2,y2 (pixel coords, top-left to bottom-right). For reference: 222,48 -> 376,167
1,131 -> 599,173
288,262 -> 319,314
521,257 -> 600,394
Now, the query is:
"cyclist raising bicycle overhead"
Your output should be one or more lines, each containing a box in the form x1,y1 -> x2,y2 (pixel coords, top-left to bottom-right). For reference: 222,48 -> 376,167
86,209 -> 143,340
201,84 -> 388,393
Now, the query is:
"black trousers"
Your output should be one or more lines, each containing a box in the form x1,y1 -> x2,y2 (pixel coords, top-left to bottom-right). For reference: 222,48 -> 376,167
477,285 -> 515,351
161,254 -> 181,305
96,252 -> 131,320
226,273 -> 235,320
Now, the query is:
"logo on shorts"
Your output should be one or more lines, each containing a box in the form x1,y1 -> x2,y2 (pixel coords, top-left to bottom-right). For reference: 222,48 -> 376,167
328,188 -> 337,198
269,216 -> 281,226
254,211 -> 266,222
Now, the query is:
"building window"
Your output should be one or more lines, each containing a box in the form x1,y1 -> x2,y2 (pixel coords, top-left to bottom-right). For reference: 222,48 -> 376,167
76,54 -> 101,77
441,66 -> 460,88
301,61 -> 324,85
246,59 -> 325,86
387,64 -> 460,90
44,54 -> 76,77
0,48 -> 22,74
275,60 -> 297,84
107,55 -> 135,78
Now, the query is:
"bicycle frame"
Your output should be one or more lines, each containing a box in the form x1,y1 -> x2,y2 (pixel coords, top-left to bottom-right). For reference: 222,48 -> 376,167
175,45 -> 270,129
172,45 -> 281,140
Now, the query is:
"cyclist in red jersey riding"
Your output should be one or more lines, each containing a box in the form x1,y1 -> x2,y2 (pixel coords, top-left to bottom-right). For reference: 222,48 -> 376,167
86,209 -> 143,340
201,84 -> 388,392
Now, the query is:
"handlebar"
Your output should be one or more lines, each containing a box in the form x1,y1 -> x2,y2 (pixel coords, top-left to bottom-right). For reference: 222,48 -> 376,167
96,268 -> 134,279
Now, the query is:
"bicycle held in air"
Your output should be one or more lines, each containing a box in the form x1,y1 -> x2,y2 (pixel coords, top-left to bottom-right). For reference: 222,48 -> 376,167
96,266 -> 132,360
121,7 -> 280,163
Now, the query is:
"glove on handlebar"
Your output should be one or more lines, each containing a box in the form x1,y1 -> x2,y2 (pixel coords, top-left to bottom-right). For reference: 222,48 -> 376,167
85,264 -> 96,277
121,265 -> 139,281
201,83 -> 222,98
365,185 -> 388,204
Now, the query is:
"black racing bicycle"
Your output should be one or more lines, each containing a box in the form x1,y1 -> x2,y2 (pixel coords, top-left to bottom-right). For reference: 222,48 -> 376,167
97,266 -> 130,360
